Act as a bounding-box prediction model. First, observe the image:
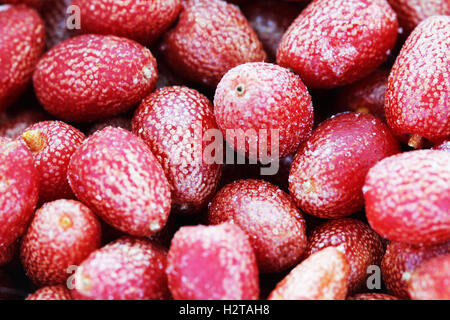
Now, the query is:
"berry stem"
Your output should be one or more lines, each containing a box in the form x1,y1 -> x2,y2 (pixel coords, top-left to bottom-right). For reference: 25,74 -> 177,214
21,130 -> 46,153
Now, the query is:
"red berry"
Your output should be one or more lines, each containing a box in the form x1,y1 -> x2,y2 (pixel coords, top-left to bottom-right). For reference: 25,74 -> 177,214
364,150 -> 450,245
268,247 -> 350,300
21,199 -> 102,286
26,285 -> 72,300
434,140 -> 450,152
0,106 -> 48,139
0,140 -> 38,249
0,4 -> 45,110
40,0 -> 74,49
347,293 -> 400,300
385,16 -> 450,147
0,240 -> 18,266
68,127 -> 171,237
208,179 -> 307,273
20,121 -> 86,203
277,0 -> 398,88
72,237 -> 170,300
33,34 -> 158,122
289,112 -> 400,218
381,240 -> 450,299
166,223 -> 259,300
214,62 -> 313,160
408,254 -> 450,300
161,0 -> 267,87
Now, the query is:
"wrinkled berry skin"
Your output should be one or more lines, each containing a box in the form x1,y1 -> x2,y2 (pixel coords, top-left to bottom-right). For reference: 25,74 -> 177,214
0,4 -> 45,111
166,223 -> 259,300
26,285 -> 72,300
214,62 -> 313,161
385,16 -> 450,146
72,0 -> 181,45
382,241 -> 450,299
33,34 -> 158,122
289,112 -> 400,219
162,0 -> 266,87
20,200 -> 102,287
348,293 -> 400,300
208,179 -> 307,273
0,140 -> 39,249
132,86 -> 222,214
277,0 -> 398,88
364,150 -> 450,245
68,127 -> 171,237
72,237 -> 170,300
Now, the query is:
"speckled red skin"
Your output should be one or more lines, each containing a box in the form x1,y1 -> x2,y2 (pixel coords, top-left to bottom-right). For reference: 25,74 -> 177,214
132,86 -> 221,214
347,293 -> 400,300
387,0 -> 450,35
161,0 -> 267,88
0,240 -> 18,266
41,0 -> 75,49
20,200 -> 102,286
166,223 -> 259,300
334,69 -> 389,122
385,16 -> 450,145
26,285 -> 72,300
0,140 -> 38,249
434,140 -> 450,152
305,219 -> 384,293
0,0 -> 42,10
0,5 -> 45,111
33,34 -> 158,122
20,121 -> 85,203
364,150 -> 450,245
381,241 -> 450,299
214,62 -> 313,160
68,127 -> 171,237
289,112 -> 400,219
87,115 -> 131,136
0,106 -> 48,139
208,179 -> 307,273
269,247 -> 350,300
277,0 -> 398,89
71,237 -> 170,300
72,0 -> 181,46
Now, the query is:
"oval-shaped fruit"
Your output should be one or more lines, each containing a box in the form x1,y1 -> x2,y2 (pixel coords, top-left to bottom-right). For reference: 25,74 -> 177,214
21,200 -> 102,286
277,0 -> 398,88
0,140 -> 38,249
385,16 -> 450,147
68,127 -> 171,237
0,4 -> 45,110
0,106 -> 48,139
289,112 -> 400,218
33,34 -> 158,122
26,285 -> 72,300
161,0 -> 266,87
214,62 -> 313,160
72,237 -> 170,300
132,86 -> 222,213
364,150 -> 450,245
208,179 -> 307,273
305,218 -> 384,293
268,247 -> 350,300
166,223 -> 259,300
20,121 -> 86,202
382,241 -> 450,299
347,293 -> 400,300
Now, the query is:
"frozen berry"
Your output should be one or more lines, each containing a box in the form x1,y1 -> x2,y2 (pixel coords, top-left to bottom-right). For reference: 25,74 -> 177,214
26,285 -> 72,300
347,293 -> 400,300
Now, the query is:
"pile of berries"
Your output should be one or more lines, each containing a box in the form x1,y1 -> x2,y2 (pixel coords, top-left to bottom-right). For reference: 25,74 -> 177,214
0,0 -> 449,301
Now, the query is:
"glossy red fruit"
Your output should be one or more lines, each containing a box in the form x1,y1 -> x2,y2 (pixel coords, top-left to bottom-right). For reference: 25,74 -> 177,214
0,240 -> 18,266
40,0 -> 74,49
72,237 -> 170,300
0,0 -> 42,9
289,112 -> 400,219
33,34 -> 158,122
20,121 -> 85,202
161,0 -> 266,87
73,0 -> 181,45
0,4 -> 45,110
132,86 -> 222,213
277,0 -> 398,89
87,115 -> 131,136
0,140 -> 38,249
0,106 -> 48,139
381,240 -> 450,299
364,150 -> 450,245
68,127 -> 171,237
21,200 -> 102,286
408,254 -> 450,300
347,293 -> 400,300
305,219 -> 384,293
268,247 -> 350,300
214,62 -> 313,160
166,223 -> 259,300
385,16 -> 450,147
434,140 -> 450,152
208,179 -> 307,273
26,285 -> 72,300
